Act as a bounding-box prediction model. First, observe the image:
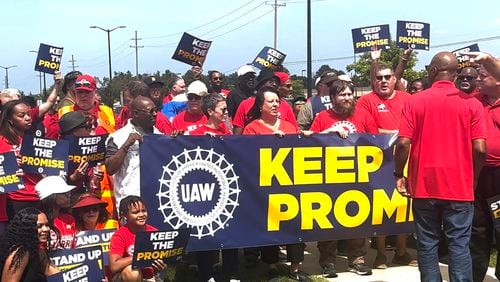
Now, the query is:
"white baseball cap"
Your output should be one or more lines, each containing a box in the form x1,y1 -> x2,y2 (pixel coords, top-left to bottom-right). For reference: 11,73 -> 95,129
187,80 -> 208,97
237,65 -> 256,77
35,176 -> 76,200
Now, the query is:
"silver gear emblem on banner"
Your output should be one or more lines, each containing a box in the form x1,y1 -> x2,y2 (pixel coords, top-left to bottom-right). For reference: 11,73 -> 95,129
157,147 -> 240,239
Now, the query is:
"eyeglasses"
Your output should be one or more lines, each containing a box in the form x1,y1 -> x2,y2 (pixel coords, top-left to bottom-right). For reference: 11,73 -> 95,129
83,206 -> 99,213
135,108 -> 157,115
187,94 -> 202,100
457,76 -> 475,81
212,77 -> 223,81
375,75 -> 393,81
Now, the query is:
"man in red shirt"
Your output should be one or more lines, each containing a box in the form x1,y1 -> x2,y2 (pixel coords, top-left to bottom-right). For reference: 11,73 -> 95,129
456,67 -> 480,95
470,63 -> 500,281
311,77 -> 376,277
172,81 -> 208,133
395,51 -> 486,282
357,62 -> 415,269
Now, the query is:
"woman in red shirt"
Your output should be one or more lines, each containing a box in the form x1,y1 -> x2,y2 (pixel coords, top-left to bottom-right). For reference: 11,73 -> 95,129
72,192 -> 118,232
0,100 -> 43,222
242,87 -> 308,280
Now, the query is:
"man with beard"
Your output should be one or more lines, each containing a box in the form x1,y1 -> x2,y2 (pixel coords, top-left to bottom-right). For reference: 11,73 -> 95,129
141,76 -> 172,134
470,62 -> 500,282
309,78 -> 377,277
105,96 -> 161,212
226,65 -> 256,120
456,67 -> 479,95
357,62 -> 416,269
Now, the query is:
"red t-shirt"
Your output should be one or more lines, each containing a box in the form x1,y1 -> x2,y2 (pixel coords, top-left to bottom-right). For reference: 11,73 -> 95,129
475,92 -> 500,167
162,92 -> 174,104
109,224 -> 157,279
232,97 -> 298,129
309,108 -> 379,134
47,213 -> 77,251
0,136 -> 43,202
172,111 -> 207,132
116,106 -> 130,130
243,119 -> 298,135
190,124 -> 232,136
399,80 -> 486,200
356,90 -> 411,130
155,111 -> 173,134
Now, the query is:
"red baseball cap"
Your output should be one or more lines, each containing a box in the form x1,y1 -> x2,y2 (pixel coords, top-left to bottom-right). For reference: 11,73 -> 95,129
72,193 -> 108,209
74,74 -> 97,92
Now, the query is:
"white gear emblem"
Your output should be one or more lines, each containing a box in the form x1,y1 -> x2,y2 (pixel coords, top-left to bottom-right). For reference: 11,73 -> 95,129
331,120 -> 357,133
157,147 -> 240,239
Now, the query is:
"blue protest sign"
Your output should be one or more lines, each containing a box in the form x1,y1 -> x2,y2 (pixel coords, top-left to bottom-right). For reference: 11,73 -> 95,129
172,32 -> 212,66
351,24 -> 391,54
251,47 -> 287,70
64,134 -> 108,171
20,134 -> 69,176
0,151 -> 24,193
132,228 -> 191,269
140,134 -> 414,252
34,43 -> 63,74
396,20 -> 430,50
49,246 -> 103,271
452,44 -> 480,70
76,228 -> 116,266
47,259 -> 103,282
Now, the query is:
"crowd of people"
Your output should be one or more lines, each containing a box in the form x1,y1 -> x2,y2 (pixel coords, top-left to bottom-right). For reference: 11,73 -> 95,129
0,50 -> 498,282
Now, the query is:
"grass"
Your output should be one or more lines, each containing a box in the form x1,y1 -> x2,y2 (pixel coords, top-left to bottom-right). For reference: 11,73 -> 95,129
490,250 -> 497,268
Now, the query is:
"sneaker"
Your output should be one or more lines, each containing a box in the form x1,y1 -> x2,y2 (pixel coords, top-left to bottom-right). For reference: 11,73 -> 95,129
349,262 -> 372,275
373,253 -> 388,269
393,252 -> 418,267
321,263 -> 338,278
288,270 -> 312,281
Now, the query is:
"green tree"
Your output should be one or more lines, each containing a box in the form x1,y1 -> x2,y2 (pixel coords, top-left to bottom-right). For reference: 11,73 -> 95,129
346,41 -> 426,87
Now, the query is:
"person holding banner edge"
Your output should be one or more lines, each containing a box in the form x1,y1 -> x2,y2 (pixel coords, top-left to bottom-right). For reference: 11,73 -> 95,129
109,195 -> 166,282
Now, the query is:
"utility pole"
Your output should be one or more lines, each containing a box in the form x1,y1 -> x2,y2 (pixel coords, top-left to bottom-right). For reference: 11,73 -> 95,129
35,72 -> 42,95
90,25 -> 127,80
68,55 -> 79,71
306,0 -> 312,98
130,30 -> 143,77
266,1 -> 286,49
0,65 -> 17,89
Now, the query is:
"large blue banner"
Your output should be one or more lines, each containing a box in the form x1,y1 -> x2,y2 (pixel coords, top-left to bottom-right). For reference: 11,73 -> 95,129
140,134 -> 414,251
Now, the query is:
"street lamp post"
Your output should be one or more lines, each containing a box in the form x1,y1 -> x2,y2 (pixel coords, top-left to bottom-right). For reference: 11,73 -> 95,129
90,25 -> 126,81
0,65 -> 17,88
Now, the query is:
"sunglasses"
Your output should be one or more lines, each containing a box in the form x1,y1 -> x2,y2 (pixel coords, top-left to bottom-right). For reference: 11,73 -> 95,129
212,77 -> 223,81
457,76 -> 475,81
375,75 -> 393,81
74,81 -> 92,87
83,206 -> 99,213
135,107 -> 157,115
187,94 -> 202,100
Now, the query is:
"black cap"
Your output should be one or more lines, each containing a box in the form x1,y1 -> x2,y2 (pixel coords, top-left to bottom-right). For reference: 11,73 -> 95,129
62,71 -> 83,94
293,96 -> 307,105
144,76 -> 164,87
317,71 -> 338,86
59,111 -> 86,135
256,69 -> 280,90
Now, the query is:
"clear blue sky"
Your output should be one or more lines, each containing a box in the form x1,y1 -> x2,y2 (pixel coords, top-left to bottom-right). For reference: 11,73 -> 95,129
1,0 -> 499,94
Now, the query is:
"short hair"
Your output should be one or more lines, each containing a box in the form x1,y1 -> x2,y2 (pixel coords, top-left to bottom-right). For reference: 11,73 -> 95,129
201,93 -> 226,118
170,77 -> 184,89
119,195 -> 146,218
370,61 -> 393,82
124,81 -> 149,98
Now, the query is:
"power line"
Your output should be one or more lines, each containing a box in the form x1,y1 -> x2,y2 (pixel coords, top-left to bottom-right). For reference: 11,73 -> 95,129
141,0 -> 258,40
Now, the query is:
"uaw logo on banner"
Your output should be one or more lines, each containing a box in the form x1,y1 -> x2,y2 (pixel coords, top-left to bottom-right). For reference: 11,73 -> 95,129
251,46 -> 286,71
452,44 -> 480,70
20,134 -> 69,175
0,152 -> 24,193
351,24 -> 391,54
396,20 -> 430,50
141,134 -> 414,252
172,32 -> 212,66
35,43 -> 63,74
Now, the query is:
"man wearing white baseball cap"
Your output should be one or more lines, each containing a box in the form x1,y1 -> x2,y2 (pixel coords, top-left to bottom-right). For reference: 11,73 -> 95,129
227,65 -> 256,119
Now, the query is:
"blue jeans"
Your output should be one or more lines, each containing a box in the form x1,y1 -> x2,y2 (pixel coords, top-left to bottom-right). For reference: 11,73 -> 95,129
413,198 -> 473,282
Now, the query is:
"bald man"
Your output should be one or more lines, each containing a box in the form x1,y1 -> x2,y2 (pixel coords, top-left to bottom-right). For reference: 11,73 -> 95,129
105,96 -> 161,211
394,51 -> 486,281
